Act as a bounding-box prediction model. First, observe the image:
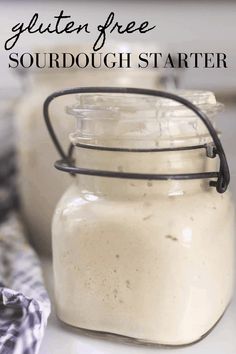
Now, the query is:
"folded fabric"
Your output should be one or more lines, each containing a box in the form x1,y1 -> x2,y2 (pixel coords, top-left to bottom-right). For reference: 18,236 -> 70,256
0,213 -> 50,354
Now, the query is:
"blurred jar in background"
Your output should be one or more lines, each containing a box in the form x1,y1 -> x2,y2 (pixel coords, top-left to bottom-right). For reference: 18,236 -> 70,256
15,42 -> 176,255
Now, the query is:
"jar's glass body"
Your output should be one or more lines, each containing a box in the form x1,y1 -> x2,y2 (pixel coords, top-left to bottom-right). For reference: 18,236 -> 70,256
52,91 -> 235,345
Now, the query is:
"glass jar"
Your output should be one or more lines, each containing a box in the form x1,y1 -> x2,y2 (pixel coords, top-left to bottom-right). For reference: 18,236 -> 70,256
44,88 -> 234,346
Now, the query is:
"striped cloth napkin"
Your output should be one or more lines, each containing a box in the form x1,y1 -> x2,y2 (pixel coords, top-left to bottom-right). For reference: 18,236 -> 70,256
0,212 -> 51,354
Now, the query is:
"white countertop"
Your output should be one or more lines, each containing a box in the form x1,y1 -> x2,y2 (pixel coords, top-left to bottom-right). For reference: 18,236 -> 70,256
39,257 -> 236,354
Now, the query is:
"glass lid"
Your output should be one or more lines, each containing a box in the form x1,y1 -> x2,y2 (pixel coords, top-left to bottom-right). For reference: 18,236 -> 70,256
66,90 -> 223,149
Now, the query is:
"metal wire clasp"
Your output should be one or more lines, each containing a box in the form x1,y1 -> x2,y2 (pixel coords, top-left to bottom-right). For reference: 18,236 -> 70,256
43,87 -> 230,193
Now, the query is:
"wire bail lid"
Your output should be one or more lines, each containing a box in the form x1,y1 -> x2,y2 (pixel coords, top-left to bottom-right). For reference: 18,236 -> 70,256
43,87 -> 230,193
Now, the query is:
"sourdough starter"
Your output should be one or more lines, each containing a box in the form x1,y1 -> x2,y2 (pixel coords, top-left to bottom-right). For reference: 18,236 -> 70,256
52,91 -> 235,345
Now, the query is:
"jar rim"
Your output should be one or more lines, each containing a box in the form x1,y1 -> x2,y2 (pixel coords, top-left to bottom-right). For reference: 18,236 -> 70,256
66,90 -> 223,150
66,90 -> 223,118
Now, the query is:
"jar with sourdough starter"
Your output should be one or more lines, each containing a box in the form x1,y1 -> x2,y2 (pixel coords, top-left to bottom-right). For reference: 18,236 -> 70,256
44,87 -> 234,346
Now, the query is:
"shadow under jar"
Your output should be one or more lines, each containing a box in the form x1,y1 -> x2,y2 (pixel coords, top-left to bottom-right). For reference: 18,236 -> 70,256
44,88 -> 235,346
